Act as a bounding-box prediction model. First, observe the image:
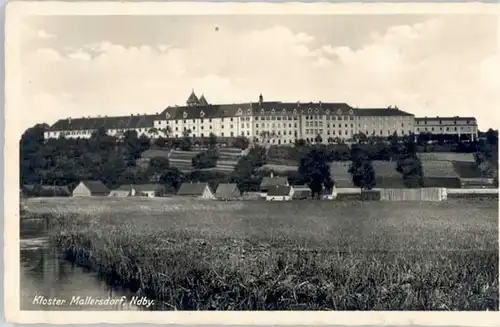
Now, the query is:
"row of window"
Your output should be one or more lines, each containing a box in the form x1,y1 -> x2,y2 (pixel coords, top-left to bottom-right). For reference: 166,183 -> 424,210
416,126 -> 475,132
255,116 -> 299,121
416,120 -> 472,125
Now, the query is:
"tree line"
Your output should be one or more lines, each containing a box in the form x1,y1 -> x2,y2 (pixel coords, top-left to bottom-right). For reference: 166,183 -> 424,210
20,124 -> 498,196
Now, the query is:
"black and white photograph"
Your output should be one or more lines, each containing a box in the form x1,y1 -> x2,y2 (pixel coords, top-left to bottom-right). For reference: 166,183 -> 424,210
5,1 -> 500,324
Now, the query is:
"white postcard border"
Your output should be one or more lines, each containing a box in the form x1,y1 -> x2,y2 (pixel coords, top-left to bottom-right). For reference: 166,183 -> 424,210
4,1 -> 500,325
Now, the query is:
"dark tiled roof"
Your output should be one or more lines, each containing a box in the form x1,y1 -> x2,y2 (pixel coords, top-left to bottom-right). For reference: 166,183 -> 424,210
160,104 -> 251,120
253,102 -> 353,117
177,182 -> 210,196
159,102 -> 354,120
198,95 -> 209,106
267,185 -> 292,196
134,184 -> 165,193
215,183 -> 240,198
80,180 -> 110,194
48,114 -> 159,132
293,188 -> 311,199
354,108 -> 414,117
260,176 -> 289,190
187,90 -> 200,105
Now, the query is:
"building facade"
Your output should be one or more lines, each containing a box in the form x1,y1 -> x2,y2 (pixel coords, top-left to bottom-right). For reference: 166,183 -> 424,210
414,116 -> 478,140
43,90 -> 478,144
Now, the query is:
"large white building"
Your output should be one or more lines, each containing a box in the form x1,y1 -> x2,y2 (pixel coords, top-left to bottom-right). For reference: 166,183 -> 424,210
43,90 -> 478,144
414,116 -> 478,140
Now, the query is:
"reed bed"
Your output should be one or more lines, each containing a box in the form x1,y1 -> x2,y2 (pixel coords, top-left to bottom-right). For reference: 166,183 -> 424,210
31,198 -> 499,310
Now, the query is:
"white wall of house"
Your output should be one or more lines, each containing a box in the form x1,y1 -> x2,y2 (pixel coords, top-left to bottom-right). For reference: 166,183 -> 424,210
201,186 -> 215,200
72,182 -> 91,197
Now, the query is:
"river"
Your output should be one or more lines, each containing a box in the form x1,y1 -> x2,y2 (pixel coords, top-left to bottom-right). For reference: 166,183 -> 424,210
20,220 -> 144,311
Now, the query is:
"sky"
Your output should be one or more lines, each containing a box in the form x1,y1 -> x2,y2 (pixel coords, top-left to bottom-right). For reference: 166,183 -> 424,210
19,14 -> 500,131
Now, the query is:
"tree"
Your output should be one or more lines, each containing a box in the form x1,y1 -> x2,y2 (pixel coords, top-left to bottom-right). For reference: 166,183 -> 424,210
349,145 -> 376,190
314,134 -> 323,144
396,138 -> 423,188
192,150 -> 218,169
180,129 -> 192,151
232,136 -> 250,150
159,167 -> 184,193
208,133 -> 217,149
298,148 -> 334,199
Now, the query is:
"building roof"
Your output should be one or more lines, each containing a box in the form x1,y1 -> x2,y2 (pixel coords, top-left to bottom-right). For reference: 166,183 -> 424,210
177,182 -> 211,196
267,185 -> 292,196
79,180 -> 110,194
48,114 -> 159,132
109,190 -> 131,197
292,188 -> 311,199
260,176 -> 289,189
134,184 -> 165,192
354,107 -> 414,117
215,183 -> 240,198
198,95 -> 209,106
186,90 -> 199,105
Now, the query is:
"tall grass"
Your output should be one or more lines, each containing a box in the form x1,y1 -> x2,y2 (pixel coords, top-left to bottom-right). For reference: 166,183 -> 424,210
28,197 -> 499,310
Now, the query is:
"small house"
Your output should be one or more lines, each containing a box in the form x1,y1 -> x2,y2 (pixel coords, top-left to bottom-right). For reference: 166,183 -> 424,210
215,183 -> 241,200
266,185 -> 294,201
292,185 -> 311,200
259,174 -> 289,193
134,184 -> 166,198
72,180 -> 110,197
321,186 -> 337,200
177,182 -> 215,200
109,185 -> 133,197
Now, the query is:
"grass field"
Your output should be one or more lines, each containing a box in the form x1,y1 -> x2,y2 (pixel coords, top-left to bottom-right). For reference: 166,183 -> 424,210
26,197 -> 499,310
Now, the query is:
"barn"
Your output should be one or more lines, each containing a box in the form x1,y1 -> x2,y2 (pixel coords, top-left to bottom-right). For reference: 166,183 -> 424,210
177,182 -> 215,199
72,180 -> 110,197
266,185 -> 294,201
259,175 -> 289,193
215,183 -> 241,200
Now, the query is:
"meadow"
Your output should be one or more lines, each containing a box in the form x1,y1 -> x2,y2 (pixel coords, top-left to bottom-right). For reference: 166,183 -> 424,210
25,197 -> 499,310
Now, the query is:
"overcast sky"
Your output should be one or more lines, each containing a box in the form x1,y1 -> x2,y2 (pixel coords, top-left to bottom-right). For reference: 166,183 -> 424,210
19,14 -> 499,131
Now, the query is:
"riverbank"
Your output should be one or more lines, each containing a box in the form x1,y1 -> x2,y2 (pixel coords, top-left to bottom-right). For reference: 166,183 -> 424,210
29,198 -> 499,310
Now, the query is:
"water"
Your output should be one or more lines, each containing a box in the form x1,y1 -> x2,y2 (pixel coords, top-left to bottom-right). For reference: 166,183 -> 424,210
20,221 -> 143,311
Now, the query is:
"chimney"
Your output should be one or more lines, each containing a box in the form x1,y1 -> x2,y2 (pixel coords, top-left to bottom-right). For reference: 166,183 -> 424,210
259,93 -> 263,106
68,117 -> 72,124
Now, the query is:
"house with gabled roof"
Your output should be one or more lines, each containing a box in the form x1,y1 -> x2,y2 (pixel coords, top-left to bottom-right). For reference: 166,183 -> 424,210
109,185 -> 133,197
134,184 -> 166,197
73,180 -> 110,197
177,182 -> 215,199
259,173 -> 289,193
215,183 -> 241,200
292,185 -> 311,200
266,185 -> 294,201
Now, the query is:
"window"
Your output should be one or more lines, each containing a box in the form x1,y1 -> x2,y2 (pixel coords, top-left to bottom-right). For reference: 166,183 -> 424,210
256,123 -> 259,128
231,118 -> 234,122
192,119 -> 195,123
221,125 -> 224,129
221,132 -> 224,137
241,124 -> 245,128
222,118 -> 224,122
230,125 -> 234,129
